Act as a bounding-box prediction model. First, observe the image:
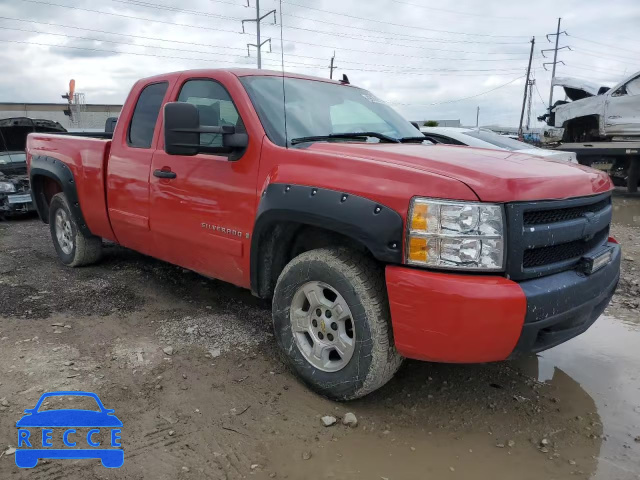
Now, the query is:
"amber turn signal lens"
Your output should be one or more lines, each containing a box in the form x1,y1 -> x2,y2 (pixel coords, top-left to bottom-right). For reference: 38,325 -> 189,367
411,203 -> 428,231
408,237 -> 428,263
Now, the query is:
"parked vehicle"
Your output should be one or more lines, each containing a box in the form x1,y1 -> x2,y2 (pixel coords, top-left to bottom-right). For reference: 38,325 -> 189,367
548,73 -> 640,142
27,69 -> 620,400
0,117 -> 66,219
540,74 -> 640,192
420,126 -> 577,163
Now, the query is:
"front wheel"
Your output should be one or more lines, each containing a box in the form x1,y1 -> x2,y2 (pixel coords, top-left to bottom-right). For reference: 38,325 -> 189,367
272,248 -> 402,400
49,193 -> 102,267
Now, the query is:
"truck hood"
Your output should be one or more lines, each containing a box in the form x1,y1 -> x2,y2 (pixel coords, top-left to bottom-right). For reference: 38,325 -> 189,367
306,143 -> 611,202
552,76 -> 609,100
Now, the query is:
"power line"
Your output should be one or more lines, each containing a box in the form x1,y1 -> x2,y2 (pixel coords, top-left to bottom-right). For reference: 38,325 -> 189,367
280,0 -> 529,38
280,11 -> 529,45
109,0 -> 528,47
568,33 -> 640,56
271,37 -> 533,63
0,16 -> 250,52
389,75 -> 525,106
534,81 -> 547,108
270,18 -> 529,46
389,0 -> 526,20
17,0 -> 247,35
207,0 -> 251,7
0,38 -> 267,66
0,16 -> 536,72
241,0 -> 276,68
0,37 -> 525,76
570,47 -> 640,67
108,0 -> 245,21
0,25 -> 256,59
564,61 -> 628,76
559,64 -> 627,78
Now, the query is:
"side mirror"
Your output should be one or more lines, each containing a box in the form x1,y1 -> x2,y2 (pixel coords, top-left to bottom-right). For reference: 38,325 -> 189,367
164,102 -> 249,156
410,121 -> 421,131
611,86 -> 627,98
164,102 -> 200,156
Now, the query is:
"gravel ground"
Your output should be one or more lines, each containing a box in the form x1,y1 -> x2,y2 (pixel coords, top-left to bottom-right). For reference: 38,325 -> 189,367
0,190 -> 638,479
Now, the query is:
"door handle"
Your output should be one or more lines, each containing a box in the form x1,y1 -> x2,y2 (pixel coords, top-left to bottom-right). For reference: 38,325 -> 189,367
153,169 -> 177,179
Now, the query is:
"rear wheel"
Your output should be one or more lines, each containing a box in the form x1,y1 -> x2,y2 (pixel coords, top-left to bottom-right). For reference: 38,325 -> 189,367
49,193 -> 102,267
272,247 -> 402,400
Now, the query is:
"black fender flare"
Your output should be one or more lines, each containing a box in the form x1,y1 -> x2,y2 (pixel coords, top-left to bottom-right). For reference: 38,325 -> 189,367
29,155 -> 92,236
250,183 -> 404,296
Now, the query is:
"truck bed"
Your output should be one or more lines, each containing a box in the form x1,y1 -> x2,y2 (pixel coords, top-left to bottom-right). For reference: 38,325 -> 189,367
26,133 -> 115,241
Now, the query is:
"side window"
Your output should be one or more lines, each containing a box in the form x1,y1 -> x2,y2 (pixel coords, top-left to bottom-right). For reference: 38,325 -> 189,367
128,82 -> 168,148
625,76 -> 640,96
177,79 -> 244,150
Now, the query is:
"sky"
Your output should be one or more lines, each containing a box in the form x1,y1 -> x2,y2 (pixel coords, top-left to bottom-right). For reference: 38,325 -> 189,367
0,0 -> 639,128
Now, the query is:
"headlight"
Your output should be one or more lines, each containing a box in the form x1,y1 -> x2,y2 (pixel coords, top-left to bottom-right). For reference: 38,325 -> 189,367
0,182 -> 16,193
406,198 -> 505,271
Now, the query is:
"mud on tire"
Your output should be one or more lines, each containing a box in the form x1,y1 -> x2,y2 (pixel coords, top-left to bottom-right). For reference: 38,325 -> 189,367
49,193 -> 102,267
272,247 -> 403,400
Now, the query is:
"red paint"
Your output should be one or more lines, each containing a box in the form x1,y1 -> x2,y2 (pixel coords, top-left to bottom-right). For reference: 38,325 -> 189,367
385,266 -> 527,362
25,68 -> 614,361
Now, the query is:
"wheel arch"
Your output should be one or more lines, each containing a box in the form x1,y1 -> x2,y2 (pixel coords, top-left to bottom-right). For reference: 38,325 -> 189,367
29,155 -> 92,236
250,184 -> 404,298
562,114 -> 602,141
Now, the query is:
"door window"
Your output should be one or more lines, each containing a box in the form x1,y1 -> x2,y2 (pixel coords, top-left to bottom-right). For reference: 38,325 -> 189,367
177,79 -> 244,150
128,82 -> 168,148
625,76 -> 640,96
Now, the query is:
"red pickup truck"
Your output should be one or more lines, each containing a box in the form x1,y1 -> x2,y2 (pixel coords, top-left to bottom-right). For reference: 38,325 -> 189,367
27,69 -> 620,400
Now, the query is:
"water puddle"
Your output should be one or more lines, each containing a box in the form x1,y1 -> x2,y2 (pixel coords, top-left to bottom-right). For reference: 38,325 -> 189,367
528,315 -> 640,479
612,194 -> 640,227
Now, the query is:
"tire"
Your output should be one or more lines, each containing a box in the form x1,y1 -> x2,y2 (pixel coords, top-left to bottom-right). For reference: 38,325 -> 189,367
272,247 -> 403,400
49,193 -> 102,267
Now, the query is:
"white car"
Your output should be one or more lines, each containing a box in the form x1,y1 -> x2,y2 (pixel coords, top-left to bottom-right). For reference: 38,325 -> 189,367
420,127 -> 578,163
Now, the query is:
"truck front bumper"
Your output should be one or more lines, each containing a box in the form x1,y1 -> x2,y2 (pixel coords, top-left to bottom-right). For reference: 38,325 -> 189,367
385,243 -> 620,363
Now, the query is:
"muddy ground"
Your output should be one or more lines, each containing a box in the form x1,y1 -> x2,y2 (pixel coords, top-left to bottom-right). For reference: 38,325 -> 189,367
0,191 -> 639,480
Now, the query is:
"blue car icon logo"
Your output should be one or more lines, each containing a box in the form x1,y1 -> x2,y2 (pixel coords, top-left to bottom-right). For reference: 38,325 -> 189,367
15,391 -> 123,468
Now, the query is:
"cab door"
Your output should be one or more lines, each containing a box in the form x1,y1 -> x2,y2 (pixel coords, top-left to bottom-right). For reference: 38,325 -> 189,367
605,75 -> 640,135
106,80 -> 173,254
148,75 -> 262,288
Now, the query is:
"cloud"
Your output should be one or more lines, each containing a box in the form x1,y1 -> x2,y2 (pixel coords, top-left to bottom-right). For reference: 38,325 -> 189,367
0,0 -> 639,127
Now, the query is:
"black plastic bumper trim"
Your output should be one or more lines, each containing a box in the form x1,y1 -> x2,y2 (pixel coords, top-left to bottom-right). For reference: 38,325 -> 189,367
510,242 -> 620,356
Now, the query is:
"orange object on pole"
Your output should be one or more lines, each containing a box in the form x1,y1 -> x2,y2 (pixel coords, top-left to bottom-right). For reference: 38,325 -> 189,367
68,79 -> 75,102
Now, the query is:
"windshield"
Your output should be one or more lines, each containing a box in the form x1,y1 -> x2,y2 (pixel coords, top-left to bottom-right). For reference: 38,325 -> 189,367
240,76 -> 418,146
0,152 -> 26,164
462,130 -> 531,151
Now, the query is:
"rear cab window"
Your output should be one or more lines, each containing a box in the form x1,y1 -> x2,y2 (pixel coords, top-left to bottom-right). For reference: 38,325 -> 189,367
128,82 -> 169,148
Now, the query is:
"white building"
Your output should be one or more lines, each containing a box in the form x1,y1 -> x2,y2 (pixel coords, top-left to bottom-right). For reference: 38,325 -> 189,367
0,102 -> 122,130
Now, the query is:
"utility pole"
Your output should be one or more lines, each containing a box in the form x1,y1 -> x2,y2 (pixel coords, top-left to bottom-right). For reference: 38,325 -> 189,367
525,78 -> 535,131
542,18 -> 570,110
329,51 -> 337,79
476,106 -> 480,128
518,36 -> 535,139
242,0 -> 276,69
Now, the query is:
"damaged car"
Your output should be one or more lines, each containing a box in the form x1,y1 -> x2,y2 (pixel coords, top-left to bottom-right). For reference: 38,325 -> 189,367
0,117 -> 67,219
543,72 -> 640,142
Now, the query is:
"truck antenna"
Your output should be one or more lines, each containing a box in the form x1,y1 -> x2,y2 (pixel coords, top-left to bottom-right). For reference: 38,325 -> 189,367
279,0 -> 288,148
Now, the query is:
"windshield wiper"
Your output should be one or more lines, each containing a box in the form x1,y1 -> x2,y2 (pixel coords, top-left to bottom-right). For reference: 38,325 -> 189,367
290,132 -> 401,145
398,136 -> 429,143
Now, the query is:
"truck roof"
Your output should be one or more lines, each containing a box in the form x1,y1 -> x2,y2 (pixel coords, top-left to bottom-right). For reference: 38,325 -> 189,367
135,68 -> 346,86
